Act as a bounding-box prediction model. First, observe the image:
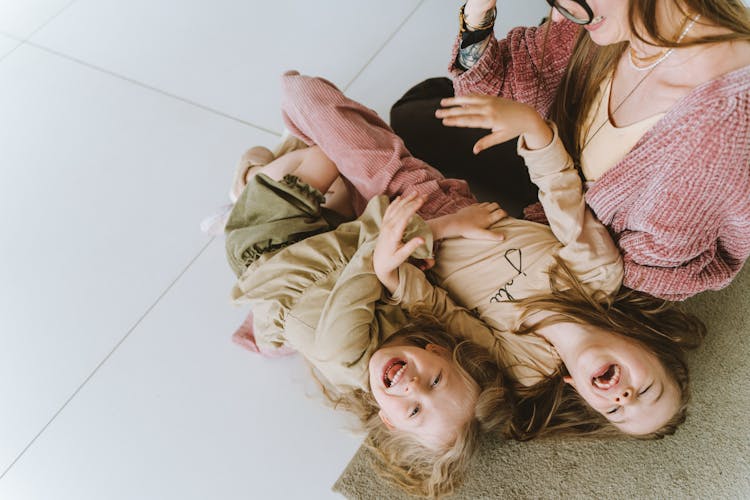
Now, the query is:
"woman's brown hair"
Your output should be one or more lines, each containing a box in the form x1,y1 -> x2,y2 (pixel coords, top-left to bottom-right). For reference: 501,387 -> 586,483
508,260 -> 706,440
318,315 -> 512,498
548,0 -> 750,169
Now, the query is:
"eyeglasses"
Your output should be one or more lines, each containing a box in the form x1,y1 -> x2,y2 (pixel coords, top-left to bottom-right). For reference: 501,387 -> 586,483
545,0 -> 594,25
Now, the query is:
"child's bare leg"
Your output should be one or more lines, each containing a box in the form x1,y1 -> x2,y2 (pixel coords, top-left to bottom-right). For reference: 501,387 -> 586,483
247,146 -> 353,216
323,177 -> 354,219
290,146 -> 340,195
246,147 -> 307,183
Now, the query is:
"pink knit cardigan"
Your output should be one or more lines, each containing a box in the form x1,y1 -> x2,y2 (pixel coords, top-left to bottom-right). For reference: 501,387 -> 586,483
450,20 -> 750,300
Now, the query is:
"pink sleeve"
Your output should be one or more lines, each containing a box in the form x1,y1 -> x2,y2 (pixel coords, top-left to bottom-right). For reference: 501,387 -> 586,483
278,71 -> 476,219
619,198 -> 750,300
450,20 -> 580,117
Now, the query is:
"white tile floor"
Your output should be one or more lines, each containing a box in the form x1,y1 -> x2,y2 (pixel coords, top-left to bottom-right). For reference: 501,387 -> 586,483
0,1 -> 547,499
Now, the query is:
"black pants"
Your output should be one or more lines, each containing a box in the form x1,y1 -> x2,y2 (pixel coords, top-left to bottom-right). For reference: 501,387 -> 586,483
390,77 -> 539,218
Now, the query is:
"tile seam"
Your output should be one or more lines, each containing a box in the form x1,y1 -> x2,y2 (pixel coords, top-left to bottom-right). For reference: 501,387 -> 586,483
0,237 -> 216,481
22,40 -> 282,137
342,0 -> 427,92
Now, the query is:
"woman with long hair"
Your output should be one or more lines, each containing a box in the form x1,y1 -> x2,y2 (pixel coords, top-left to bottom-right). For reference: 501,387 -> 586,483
230,71 -> 705,441
392,0 -> 750,300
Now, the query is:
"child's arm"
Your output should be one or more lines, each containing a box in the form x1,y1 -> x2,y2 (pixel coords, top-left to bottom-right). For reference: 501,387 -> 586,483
517,124 -> 623,292
427,202 -> 507,241
373,194 -> 499,352
436,94 -> 622,293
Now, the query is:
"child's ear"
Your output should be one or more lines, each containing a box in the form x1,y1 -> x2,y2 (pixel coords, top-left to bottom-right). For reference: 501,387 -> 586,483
378,411 -> 395,430
425,343 -> 450,357
563,375 -> 576,388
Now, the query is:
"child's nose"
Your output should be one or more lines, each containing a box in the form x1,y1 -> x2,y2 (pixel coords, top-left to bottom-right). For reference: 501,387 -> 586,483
403,376 -> 420,394
614,387 -> 634,404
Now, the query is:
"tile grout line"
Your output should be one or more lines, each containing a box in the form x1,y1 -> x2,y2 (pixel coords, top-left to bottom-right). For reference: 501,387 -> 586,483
21,40 -> 282,137
342,0 -> 427,92
0,0 -> 78,63
24,0 -> 80,40
0,37 -> 23,64
0,237 -> 217,481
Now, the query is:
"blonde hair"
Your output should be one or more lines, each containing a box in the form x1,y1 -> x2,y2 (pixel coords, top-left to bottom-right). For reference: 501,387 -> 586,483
508,260 -> 706,440
321,316 -> 511,498
548,0 -> 750,169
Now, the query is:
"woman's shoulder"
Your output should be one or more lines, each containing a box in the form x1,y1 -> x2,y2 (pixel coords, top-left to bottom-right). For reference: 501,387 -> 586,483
658,64 -> 750,140
680,64 -> 750,108
675,39 -> 750,111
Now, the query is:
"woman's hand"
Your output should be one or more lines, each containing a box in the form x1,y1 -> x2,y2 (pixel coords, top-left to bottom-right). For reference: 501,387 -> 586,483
464,0 -> 497,28
428,202 -> 507,241
436,94 -> 553,153
374,193 -> 428,294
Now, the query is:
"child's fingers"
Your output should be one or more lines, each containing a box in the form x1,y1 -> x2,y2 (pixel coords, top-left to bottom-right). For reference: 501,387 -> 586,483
382,194 -> 424,241
435,104 -> 483,119
420,258 -> 436,271
391,197 -> 425,238
489,206 -> 508,222
409,257 -> 434,271
389,194 -> 424,223
472,229 -> 505,241
439,95 -> 489,108
396,237 -> 425,262
473,131 -> 510,154
441,114 -> 490,130
386,192 -> 418,215
487,230 -> 505,241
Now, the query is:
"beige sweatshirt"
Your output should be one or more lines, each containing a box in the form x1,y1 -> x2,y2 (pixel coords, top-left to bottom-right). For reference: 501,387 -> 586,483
232,127 -> 623,390
428,127 -> 624,385
231,195 -> 495,391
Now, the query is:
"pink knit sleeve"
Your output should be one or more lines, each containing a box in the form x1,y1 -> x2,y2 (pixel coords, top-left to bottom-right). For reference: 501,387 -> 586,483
449,20 -> 580,117
619,200 -> 750,301
278,71 -> 476,219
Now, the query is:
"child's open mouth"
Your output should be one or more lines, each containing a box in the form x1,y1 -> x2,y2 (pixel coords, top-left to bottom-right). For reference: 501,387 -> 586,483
383,359 -> 407,388
592,364 -> 621,390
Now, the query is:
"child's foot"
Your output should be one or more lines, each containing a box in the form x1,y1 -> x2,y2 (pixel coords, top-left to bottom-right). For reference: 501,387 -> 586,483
230,146 -> 275,203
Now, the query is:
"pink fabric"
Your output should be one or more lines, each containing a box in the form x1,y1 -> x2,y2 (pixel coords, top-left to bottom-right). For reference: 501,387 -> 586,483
232,310 -> 295,358
450,20 -> 580,117
451,21 -> 750,300
279,71 -> 476,219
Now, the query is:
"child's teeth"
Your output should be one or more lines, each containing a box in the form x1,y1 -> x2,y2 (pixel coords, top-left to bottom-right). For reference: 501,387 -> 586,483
391,364 -> 407,386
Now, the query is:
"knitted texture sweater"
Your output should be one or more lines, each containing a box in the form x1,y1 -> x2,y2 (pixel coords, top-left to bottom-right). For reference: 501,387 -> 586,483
449,20 -> 750,300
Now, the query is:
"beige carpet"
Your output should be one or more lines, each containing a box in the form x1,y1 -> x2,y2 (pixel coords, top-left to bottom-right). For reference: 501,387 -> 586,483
334,264 -> 750,499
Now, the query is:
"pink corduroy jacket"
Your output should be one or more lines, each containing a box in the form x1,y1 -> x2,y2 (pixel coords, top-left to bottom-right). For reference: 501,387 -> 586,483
449,20 -> 750,300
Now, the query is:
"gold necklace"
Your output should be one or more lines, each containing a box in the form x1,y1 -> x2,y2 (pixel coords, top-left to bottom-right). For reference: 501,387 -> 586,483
582,13 -> 701,150
581,69 -> 654,151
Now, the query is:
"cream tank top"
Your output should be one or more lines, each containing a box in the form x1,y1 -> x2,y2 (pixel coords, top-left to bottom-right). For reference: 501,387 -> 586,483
580,73 -> 665,181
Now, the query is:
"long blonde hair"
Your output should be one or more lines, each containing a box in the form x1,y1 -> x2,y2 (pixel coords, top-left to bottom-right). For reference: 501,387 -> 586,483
321,316 -> 511,498
508,261 -> 706,440
548,0 -> 750,169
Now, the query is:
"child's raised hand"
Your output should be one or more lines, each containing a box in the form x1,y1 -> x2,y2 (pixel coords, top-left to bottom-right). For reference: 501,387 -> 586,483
374,192 -> 427,294
435,94 -> 553,153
